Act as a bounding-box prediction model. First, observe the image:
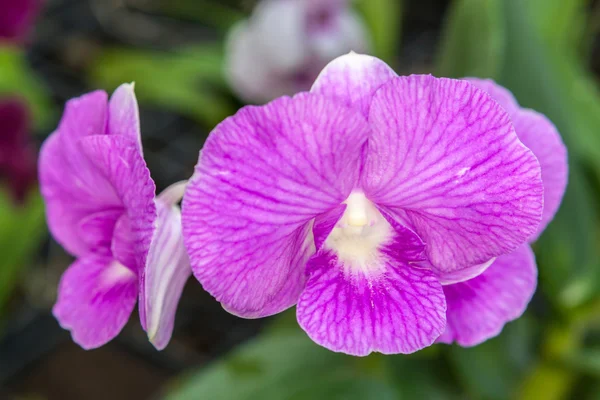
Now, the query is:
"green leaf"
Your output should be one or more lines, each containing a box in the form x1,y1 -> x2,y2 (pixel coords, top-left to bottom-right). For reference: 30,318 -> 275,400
436,0 -> 505,79
499,0 -> 600,174
355,0 -> 403,65
164,333 -> 398,400
0,47 -> 54,129
498,0 -> 600,307
90,45 -> 236,129
525,0 -> 588,56
387,353 -> 462,400
0,190 -> 46,315
262,308 -> 300,335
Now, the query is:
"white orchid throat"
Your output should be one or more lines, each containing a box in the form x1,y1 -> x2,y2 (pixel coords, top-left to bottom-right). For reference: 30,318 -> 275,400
324,191 -> 393,276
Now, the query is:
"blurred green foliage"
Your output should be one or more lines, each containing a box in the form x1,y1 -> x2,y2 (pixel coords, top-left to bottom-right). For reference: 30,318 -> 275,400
90,0 -> 400,129
166,311 -> 541,400
0,45 -> 50,327
0,190 -> 46,321
157,0 -> 245,31
436,0 -> 505,78
0,48 -> 54,130
355,0 -> 403,65
165,329 -> 398,400
91,45 -> 236,129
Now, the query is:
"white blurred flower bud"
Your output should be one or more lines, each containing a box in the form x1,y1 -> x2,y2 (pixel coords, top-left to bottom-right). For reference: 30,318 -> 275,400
225,0 -> 370,103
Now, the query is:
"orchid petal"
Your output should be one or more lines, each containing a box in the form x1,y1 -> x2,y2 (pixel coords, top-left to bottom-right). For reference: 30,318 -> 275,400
39,133 -> 120,257
78,135 -> 157,271
53,255 -> 138,350
436,258 -> 496,285
139,182 -> 191,350
108,83 -> 142,152
511,110 -> 567,237
111,214 -> 137,272
311,52 -> 396,117
57,90 -> 108,145
79,209 -> 123,252
313,204 -> 346,250
183,93 -> 369,317
466,79 -> 568,239
363,76 -> 544,273
463,78 -> 520,115
297,216 -> 444,356
39,90 -> 128,257
438,244 -> 537,346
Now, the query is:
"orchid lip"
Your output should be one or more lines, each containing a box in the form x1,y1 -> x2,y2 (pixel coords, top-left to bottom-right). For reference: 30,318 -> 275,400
324,191 -> 392,275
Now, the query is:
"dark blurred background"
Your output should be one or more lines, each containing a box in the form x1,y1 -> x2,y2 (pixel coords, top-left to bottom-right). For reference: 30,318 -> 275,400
1,0 -> 600,399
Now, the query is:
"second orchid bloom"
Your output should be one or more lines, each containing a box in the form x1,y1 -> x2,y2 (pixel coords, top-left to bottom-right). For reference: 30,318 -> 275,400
39,84 -> 190,350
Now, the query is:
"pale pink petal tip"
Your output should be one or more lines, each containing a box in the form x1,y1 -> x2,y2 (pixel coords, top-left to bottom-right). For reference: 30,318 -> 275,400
465,78 -> 568,240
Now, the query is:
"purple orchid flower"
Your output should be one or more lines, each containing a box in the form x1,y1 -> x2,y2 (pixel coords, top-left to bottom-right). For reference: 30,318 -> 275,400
225,0 -> 370,103
39,84 -> 191,350
182,53 -> 545,356
437,78 -> 568,346
0,0 -> 43,43
0,98 -> 37,203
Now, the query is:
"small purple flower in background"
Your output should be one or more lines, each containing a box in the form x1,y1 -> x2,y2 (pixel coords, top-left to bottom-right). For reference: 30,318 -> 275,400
39,84 -> 191,350
225,0 -> 370,103
182,53 -> 545,356
437,78 -> 568,346
0,98 -> 37,203
0,0 -> 43,44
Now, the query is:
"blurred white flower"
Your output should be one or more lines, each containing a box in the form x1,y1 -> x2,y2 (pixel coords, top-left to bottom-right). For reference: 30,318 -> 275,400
225,0 -> 370,103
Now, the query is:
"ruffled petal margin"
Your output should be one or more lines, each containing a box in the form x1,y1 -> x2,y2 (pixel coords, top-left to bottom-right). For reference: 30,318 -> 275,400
363,76 -> 543,273
511,110 -> 567,239
466,78 -> 568,239
53,255 -> 138,350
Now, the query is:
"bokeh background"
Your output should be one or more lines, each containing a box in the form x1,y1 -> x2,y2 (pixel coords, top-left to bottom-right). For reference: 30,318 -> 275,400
1,0 -> 600,399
